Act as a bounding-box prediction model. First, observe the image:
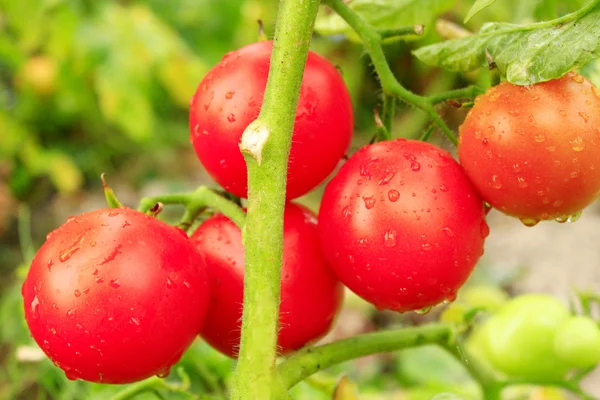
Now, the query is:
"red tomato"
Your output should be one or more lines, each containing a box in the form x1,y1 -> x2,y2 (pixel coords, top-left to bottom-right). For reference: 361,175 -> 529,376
458,72 -> 600,224
318,139 -> 487,312
22,208 -> 210,384
191,203 -> 344,357
189,40 -> 353,200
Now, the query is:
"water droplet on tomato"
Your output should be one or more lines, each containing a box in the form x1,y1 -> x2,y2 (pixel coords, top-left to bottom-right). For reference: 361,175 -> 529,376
422,243 -> 432,251
571,136 -> 585,151
52,303 -> 58,310
571,74 -> 584,83
442,227 -> 455,238
358,238 -> 369,247
555,216 -> 569,223
519,217 -> 540,227
342,206 -> 352,218
67,309 -> 76,319
95,277 -> 104,284
533,134 -> 545,143
508,109 -> 519,116
363,196 -> 376,210
592,86 -> 600,100
59,246 -> 80,262
410,162 -> 421,172
47,259 -> 54,272
227,113 -> 236,122
183,280 -> 191,289
415,306 -> 432,315
50,327 -> 57,335
570,171 -> 579,179
553,199 -> 564,208
108,211 -> 119,217
568,211 -> 583,222
130,316 -> 141,326
156,366 -> 171,379
480,220 -> 490,238
204,91 -> 214,110
225,91 -> 235,99
546,145 -> 556,152
474,129 -> 482,139
30,295 -> 40,319
109,279 -> 120,289
122,221 -> 131,228
578,112 -> 590,123
490,175 -> 502,189
517,177 -> 528,188
383,229 -> 397,248
65,368 -> 81,381
378,170 -> 395,185
387,190 -> 400,202
166,277 -> 175,288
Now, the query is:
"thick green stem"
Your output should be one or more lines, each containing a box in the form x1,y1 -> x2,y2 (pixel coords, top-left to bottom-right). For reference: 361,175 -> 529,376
277,323 -> 454,389
428,85 -> 484,105
230,0 -> 320,399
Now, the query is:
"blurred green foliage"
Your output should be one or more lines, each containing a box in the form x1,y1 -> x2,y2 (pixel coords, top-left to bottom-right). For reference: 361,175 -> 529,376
0,0 -> 597,399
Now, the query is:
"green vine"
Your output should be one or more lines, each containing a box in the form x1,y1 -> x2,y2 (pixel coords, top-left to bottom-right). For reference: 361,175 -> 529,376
230,0 -> 321,399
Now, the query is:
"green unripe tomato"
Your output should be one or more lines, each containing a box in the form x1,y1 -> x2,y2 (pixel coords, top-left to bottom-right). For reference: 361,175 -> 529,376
459,284 -> 509,313
554,315 -> 600,369
482,294 -> 571,380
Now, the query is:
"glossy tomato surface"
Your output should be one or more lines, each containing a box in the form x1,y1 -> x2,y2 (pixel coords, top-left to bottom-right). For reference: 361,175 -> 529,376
458,72 -> 600,223
191,203 -> 344,357
189,40 -> 353,199
22,208 -> 210,384
319,139 -> 487,312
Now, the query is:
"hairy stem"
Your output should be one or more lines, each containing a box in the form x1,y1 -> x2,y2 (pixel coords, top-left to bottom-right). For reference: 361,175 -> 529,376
230,0 -> 321,399
277,323 -> 454,389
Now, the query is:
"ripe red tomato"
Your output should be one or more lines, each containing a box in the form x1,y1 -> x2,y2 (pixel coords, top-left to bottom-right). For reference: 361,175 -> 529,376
22,208 -> 210,384
458,72 -> 600,224
189,40 -> 353,200
318,139 -> 487,312
191,203 -> 344,357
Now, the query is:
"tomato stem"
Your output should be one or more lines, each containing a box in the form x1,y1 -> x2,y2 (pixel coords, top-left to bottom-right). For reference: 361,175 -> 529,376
322,0 -> 458,145
137,186 -> 246,232
101,173 -> 123,208
276,323 -> 455,389
230,0 -> 321,399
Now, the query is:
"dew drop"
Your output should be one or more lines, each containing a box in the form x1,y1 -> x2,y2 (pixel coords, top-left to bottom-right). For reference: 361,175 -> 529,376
59,246 -> 80,262
122,221 -> 131,228
519,217 -> 540,227
517,177 -> 528,188
387,190 -> 400,202
156,367 -> 171,379
109,279 -> 120,289
568,211 -> 583,223
439,184 -> 448,192
227,113 -> 236,122
570,171 -> 579,179
383,229 -> 397,248
378,170 -> 395,185
65,369 -> 81,381
490,175 -> 502,189
474,130 -> 482,139
422,243 -> 433,251
47,259 -> 54,272
410,162 -> 421,172
95,277 -> 104,284
553,200 -> 564,208
571,136 -> 585,151
415,306 -> 432,315
486,126 -> 495,134
546,145 -> 556,152
90,240 -> 96,247
183,280 -> 191,289
30,295 -> 40,319
508,109 -> 519,116
480,220 -> 490,238
533,134 -> 545,143
555,216 -> 569,223
204,91 -> 214,110
130,317 -> 141,326
52,303 -> 58,310
343,206 -> 352,218
363,196 -> 376,210
50,327 -> 57,335
67,309 -> 76,320
571,74 -> 584,83
108,211 -> 119,217
225,91 -> 235,99
442,227 -> 455,238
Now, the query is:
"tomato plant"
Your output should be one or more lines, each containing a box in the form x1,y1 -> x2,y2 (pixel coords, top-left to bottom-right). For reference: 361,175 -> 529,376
458,72 -> 600,224
191,203 -> 344,357
22,207 -> 210,384
189,40 -> 353,200
318,139 -> 488,312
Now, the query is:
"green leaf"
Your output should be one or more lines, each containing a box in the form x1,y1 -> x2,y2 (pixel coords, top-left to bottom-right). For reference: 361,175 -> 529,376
315,0 -> 456,41
413,1 -> 600,85
464,0 -> 497,23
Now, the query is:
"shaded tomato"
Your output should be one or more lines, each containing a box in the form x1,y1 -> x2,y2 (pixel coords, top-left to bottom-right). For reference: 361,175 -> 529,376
22,207 -> 210,384
318,139 -> 487,312
458,72 -> 600,224
191,203 -> 344,357
189,40 -> 353,199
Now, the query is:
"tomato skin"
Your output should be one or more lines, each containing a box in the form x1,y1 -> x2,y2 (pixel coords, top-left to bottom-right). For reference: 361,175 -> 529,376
318,139 -> 487,312
189,40 -> 353,199
191,203 -> 344,358
554,315 -> 600,369
22,208 -> 210,384
458,72 -> 600,221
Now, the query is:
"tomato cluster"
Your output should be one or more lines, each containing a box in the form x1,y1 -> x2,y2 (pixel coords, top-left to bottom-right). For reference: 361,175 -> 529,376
22,38 -> 600,385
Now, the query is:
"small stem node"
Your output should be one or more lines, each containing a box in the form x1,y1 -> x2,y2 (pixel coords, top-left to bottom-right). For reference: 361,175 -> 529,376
240,123 -> 271,165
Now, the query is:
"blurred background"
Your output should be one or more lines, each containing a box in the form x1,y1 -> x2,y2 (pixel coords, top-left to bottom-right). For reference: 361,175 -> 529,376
1,0 -> 600,399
